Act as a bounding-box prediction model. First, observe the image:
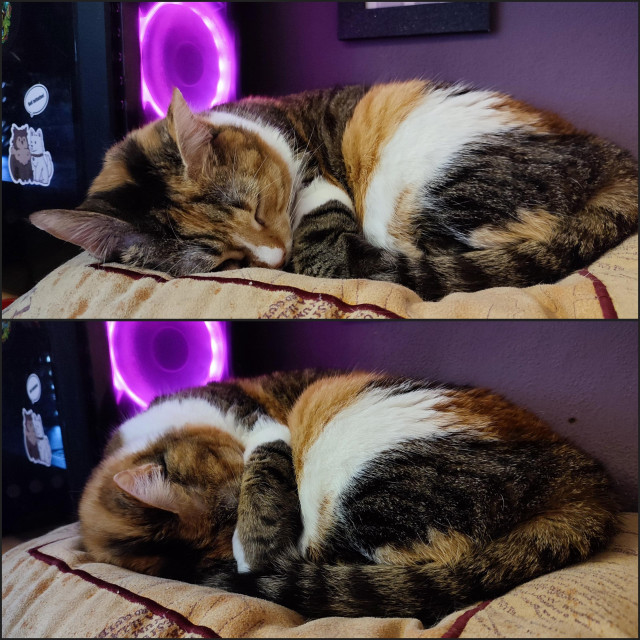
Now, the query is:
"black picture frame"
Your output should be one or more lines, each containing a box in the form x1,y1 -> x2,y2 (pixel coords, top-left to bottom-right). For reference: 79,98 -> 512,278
338,2 -> 491,40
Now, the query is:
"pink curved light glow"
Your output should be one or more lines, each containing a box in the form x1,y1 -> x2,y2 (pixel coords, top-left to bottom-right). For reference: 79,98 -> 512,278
139,2 -> 236,120
106,321 -> 229,409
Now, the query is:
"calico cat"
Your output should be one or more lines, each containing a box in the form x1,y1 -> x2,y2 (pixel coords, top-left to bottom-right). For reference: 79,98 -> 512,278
29,80 -> 637,300
79,370 -> 618,625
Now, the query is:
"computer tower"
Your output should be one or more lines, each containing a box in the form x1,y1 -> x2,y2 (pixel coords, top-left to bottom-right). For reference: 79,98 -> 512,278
1,321 -> 117,535
2,2 -> 138,294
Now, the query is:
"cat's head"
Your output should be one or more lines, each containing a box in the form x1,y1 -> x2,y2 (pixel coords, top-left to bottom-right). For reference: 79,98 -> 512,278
79,425 -> 244,580
29,89 -> 293,275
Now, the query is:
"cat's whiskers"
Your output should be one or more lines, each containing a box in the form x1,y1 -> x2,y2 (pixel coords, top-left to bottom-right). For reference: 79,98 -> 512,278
165,215 -> 180,241
229,147 -> 244,206
284,123 -> 319,221
252,176 -> 284,201
250,152 -> 269,185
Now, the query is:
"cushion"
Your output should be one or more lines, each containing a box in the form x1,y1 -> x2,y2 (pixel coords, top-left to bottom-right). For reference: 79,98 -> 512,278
2,513 -> 637,638
3,235 -> 637,319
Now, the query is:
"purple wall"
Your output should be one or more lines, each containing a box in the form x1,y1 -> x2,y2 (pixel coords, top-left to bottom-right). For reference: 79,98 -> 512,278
234,2 -> 638,155
231,320 -> 638,511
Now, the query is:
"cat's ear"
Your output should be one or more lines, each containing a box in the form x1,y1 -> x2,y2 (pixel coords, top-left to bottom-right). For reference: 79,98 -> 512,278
166,87 -> 213,179
114,463 -> 181,514
29,209 -> 141,261
113,463 -> 206,519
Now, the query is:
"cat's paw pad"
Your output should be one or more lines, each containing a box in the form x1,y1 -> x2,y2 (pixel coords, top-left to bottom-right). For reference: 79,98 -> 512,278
243,418 -> 291,462
232,528 -> 250,573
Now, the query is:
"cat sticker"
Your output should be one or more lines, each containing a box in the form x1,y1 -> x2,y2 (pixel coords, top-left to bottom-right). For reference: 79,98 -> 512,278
8,124 -> 54,186
22,408 -> 52,467
27,127 -> 54,185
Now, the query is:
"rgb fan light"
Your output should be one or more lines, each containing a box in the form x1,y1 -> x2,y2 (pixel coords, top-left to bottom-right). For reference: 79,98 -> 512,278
139,2 -> 236,120
107,321 -> 229,408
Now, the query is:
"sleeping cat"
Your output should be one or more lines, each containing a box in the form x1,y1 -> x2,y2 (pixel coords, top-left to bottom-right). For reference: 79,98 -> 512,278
79,370 -> 618,625
29,80 -> 637,300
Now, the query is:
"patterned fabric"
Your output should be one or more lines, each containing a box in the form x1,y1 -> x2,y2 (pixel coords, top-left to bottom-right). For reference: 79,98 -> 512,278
3,235 -> 637,320
2,514 -> 638,638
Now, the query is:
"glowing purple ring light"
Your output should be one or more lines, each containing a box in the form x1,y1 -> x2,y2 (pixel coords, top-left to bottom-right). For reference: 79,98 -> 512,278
107,321 -> 228,409
139,2 -> 236,119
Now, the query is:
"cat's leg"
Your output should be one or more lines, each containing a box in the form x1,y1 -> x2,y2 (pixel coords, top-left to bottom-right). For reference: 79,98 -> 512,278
290,203 -> 392,280
288,177 -> 434,292
287,176 -> 383,279
234,439 -> 302,572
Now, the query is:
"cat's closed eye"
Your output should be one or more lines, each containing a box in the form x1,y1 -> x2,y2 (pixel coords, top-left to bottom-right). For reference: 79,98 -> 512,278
218,257 -> 250,271
229,199 -> 252,213
230,196 -> 265,228
254,196 -> 266,226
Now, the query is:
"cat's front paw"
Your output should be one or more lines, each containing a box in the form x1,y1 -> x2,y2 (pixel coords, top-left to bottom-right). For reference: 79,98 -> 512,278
242,418 -> 291,462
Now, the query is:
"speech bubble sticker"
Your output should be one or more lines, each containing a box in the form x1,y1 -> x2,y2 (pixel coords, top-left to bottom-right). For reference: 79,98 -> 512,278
24,84 -> 49,117
26,373 -> 42,404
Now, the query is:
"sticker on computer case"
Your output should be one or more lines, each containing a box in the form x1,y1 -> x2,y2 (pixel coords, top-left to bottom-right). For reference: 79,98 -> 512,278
26,373 -> 42,404
24,84 -> 50,117
22,408 -> 52,467
8,124 -> 54,186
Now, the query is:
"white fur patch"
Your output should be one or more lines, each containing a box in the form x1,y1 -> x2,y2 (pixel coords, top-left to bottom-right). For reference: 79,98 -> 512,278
292,177 -> 354,231
207,110 -> 301,187
363,86 -> 521,250
232,528 -> 250,573
297,384 -> 459,554
243,417 -> 291,462
116,397 -> 246,455
116,398 -> 290,464
238,239 -> 285,268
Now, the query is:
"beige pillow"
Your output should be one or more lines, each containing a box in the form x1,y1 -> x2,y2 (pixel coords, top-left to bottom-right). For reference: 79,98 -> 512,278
2,513 -> 637,638
3,236 -> 637,320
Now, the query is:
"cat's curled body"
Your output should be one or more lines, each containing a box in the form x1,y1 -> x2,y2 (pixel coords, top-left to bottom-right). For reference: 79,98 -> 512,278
79,370 -> 618,625
31,80 -> 637,300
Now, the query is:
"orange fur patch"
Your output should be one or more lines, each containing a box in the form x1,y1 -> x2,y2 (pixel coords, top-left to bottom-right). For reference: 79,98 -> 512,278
388,187 -> 424,258
506,497 -> 616,566
87,150 -> 133,195
134,121 -> 165,157
468,208 -> 560,249
375,529 -> 475,567
236,379 -> 293,425
287,372 -> 380,470
493,95 -> 578,134
306,496 -> 335,562
433,388 -> 560,441
342,81 -> 427,225
586,176 -> 638,221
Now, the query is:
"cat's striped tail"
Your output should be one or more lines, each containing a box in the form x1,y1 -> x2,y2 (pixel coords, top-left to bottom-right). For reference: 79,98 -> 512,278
202,502 -> 617,625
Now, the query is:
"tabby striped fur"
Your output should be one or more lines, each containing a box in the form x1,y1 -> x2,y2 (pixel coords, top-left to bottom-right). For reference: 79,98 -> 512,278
79,370 -> 618,625
30,80 -> 637,300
